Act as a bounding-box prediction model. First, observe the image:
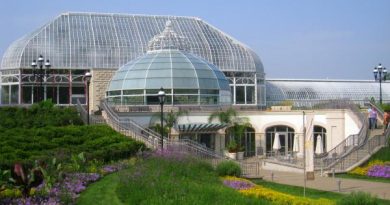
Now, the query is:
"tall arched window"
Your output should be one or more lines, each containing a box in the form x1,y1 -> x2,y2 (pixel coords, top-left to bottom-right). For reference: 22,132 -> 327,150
313,125 -> 327,153
265,126 -> 295,156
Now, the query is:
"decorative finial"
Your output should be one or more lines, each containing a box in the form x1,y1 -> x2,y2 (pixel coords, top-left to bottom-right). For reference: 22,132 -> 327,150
147,20 -> 188,51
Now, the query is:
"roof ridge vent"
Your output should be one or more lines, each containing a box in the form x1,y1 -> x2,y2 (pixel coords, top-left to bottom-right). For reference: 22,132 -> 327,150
148,20 -> 189,51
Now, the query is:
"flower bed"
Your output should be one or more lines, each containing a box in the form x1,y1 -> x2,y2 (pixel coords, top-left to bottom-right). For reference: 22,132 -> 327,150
222,176 -> 334,205
0,161 -> 128,204
367,165 -> 390,178
349,160 -> 390,179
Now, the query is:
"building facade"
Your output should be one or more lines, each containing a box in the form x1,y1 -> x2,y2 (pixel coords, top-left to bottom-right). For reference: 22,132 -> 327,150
0,12 -> 265,109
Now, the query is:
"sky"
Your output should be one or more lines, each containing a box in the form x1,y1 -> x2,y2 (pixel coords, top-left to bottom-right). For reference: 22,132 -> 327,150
0,0 -> 389,80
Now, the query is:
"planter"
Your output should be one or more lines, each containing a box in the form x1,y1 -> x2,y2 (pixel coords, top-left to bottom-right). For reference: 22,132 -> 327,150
236,151 -> 245,160
226,152 -> 237,160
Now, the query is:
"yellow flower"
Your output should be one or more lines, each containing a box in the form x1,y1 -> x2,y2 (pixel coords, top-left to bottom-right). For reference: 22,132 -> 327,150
349,160 -> 386,176
222,176 -> 334,205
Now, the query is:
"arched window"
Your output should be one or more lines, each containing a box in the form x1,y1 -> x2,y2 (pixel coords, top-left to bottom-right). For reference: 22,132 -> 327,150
313,126 -> 327,153
265,126 -> 295,156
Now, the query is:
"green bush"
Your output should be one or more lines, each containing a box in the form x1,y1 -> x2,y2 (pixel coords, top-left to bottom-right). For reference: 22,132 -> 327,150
216,161 -> 242,177
0,100 -> 83,129
0,125 -> 146,169
380,103 -> 390,112
337,191 -> 379,205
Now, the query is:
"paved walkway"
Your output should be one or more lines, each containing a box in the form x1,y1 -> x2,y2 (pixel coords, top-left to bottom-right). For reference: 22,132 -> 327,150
260,169 -> 390,200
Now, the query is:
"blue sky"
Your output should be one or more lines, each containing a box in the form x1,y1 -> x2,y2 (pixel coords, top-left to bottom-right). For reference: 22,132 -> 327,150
0,0 -> 389,79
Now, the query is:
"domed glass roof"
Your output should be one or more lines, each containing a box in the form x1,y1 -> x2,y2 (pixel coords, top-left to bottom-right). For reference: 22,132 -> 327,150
107,21 -> 231,105
108,49 -> 230,91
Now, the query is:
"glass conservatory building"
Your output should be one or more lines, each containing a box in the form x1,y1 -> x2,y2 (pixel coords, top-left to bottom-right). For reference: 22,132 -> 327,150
107,21 -> 231,105
0,12 -> 264,109
1,12 -> 389,108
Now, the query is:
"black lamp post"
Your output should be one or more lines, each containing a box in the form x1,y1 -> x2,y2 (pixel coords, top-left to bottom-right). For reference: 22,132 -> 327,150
373,63 -> 387,104
158,87 -> 166,151
31,55 -> 51,102
83,72 -> 92,125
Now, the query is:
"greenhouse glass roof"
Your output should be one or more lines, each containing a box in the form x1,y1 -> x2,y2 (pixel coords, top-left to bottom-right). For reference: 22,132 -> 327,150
266,79 -> 390,105
108,49 -> 231,91
1,12 -> 263,75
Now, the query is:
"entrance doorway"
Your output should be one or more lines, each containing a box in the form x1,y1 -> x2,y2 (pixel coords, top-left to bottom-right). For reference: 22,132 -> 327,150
225,126 -> 256,157
266,126 -> 295,156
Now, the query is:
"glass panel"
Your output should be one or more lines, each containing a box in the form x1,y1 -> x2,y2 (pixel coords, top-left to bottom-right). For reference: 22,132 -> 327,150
146,95 -> 160,105
46,86 -> 57,104
146,89 -> 171,94
107,97 -> 121,105
22,86 -> 32,104
173,95 -> 198,104
235,86 -> 245,104
72,86 -> 85,95
123,96 -> 144,105
123,89 -> 143,95
11,85 -> 19,104
200,89 -> 219,95
173,89 -> 198,94
1,85 -> 9,104
200,96 -> 218,104
59,87 -> 70,104
246,86 -> 255,104
108,90 -> 121,96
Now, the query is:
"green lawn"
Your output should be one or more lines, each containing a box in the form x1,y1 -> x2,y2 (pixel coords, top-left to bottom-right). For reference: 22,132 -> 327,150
77,156 -> 270,205
251,179 -> 390,205
77,173 -> 123,205
370,147 -> 390,162
337,173 -> 390,183
251,179 -> 345,200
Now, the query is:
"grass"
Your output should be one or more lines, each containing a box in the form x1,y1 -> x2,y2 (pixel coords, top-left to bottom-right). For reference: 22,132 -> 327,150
77,173 -> 123,205
370,147 -> 390,162
251,179 -> 390,205
337,173 -> 390,183
251,179 -> 345,200
77,156 -> 270,205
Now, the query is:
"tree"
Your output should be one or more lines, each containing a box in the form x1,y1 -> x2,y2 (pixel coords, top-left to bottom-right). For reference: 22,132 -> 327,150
208,108 -> 252,152
149,110 -> 188,139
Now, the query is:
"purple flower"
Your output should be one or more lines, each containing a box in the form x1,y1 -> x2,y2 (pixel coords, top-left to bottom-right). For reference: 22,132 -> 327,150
102,165 -> 119,173
223,180 -> 254,190
367,165 -> 390,178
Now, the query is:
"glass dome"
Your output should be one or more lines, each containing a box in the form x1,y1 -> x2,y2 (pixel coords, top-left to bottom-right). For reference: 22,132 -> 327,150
107,21 -> 231,105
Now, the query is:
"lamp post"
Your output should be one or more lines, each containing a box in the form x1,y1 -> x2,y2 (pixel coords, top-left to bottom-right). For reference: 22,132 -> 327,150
373,63 -> 387,104
31,55 -> 51,102
158,87 -> 166,151
83,72 -> 92,125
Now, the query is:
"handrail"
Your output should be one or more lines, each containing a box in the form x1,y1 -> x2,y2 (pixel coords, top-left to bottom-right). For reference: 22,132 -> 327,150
101,99 -> 224,159
312,101 -> 369,169
328,131 -> 389,172
266,100 -> 369,170
76,100 -> 105,124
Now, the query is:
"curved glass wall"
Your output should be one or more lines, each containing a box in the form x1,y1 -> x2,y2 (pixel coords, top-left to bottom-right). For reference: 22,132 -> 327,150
106,50 -> 231,105
266,79 -> 390,107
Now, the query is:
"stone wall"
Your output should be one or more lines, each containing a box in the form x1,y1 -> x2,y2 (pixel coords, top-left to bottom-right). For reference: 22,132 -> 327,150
89,69 -> 116,112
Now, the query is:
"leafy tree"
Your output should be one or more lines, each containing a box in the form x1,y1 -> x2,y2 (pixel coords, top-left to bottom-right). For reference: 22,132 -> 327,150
149,110 -> 188,139
208,108 -> 252,152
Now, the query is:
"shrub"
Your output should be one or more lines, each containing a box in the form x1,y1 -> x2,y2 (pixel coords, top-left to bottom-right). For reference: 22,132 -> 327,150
216,161 -> 241,177
337,191 -> 379,205
0,100 -> 83,129
0,125 -> 146,169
